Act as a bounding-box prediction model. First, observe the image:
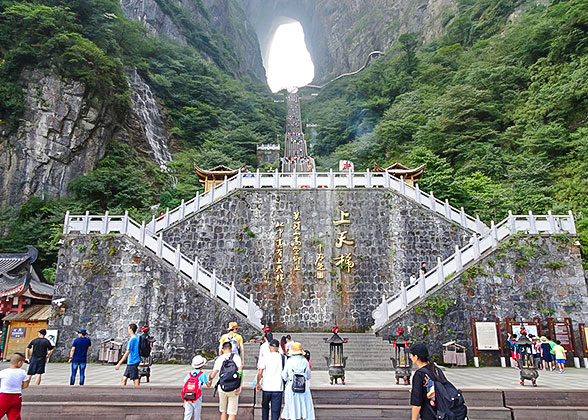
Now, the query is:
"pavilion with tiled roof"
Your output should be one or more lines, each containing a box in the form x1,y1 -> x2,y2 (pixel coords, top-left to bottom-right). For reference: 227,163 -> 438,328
194,164 -> 244,192
373,162 -> 426,186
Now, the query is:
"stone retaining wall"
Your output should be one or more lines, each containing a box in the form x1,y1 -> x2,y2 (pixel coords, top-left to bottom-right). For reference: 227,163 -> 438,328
378,235 -> 588,365
50,234 -> 257,363
162,188 -> 469,331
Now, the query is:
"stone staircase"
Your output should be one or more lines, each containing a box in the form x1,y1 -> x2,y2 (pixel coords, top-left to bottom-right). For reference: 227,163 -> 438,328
23,385 -> 586,419
243,332 -> 396,371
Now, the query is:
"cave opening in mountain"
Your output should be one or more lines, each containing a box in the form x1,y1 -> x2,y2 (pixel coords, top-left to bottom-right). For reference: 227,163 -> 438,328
266,21 -> 314,93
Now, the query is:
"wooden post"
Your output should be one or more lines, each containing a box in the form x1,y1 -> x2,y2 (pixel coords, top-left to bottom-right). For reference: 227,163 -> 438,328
579,323 -> 588,369
470,318 -> 480,367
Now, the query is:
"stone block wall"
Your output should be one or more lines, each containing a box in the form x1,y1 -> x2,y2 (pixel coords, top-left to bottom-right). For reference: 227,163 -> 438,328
162,188 -> 469,331
378,235 -> 588,365
50,234 -> 257,363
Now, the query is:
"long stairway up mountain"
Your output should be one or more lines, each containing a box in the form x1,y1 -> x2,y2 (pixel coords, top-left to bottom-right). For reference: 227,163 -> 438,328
282,91 -> 315,173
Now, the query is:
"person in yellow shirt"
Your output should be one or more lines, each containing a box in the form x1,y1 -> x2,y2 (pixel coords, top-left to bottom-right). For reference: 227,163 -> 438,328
219,322 -> 245,369
553,340 -> 567,373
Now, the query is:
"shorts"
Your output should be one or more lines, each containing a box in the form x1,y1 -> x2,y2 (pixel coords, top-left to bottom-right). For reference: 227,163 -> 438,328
123,363 -> 140,380
556,358 -> 566,364
27,357 -> 47,375
218,389 -> 239,416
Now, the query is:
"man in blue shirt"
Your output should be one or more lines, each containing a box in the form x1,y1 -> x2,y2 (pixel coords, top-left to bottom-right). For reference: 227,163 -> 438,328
68,328 -> 92,385
115,323 -> 141,386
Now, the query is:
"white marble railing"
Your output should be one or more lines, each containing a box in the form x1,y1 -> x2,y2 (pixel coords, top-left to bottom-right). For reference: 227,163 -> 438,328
63,211 -> 263,329
146,170 -> 489,234
371,211 -> 577,331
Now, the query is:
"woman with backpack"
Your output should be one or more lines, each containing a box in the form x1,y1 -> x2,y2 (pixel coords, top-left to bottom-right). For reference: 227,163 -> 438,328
281,342 -> 315,420
409,343 -> 467,420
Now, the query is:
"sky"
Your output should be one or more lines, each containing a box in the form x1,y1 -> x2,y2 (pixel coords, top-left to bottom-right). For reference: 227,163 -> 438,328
266,22 -> 315,93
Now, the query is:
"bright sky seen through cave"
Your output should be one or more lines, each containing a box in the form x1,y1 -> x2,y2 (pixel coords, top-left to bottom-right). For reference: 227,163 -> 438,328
267,22 -> 314,92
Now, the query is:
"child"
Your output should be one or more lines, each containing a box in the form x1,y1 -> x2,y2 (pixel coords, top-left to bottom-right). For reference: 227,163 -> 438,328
0,353 -> 30,420
507,333 -> 519,368
182,355 -> 208,420
553,340 -> 567,373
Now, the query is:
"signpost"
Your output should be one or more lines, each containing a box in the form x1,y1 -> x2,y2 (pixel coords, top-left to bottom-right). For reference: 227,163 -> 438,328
579,323 -> 588,369
471,317 -> 505,367
548,318 -> 579,368
9,327 -> 26,338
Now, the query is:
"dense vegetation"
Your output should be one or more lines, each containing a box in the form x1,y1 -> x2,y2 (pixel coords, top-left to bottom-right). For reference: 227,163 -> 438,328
0,0 -> 283,280
303,0 -> 588,266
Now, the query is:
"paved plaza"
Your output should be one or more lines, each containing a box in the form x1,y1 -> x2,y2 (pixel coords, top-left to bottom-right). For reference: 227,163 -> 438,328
3,362 -> 587,390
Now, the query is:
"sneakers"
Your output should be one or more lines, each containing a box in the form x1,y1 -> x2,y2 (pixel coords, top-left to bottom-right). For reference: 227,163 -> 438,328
558,370 -> 565,374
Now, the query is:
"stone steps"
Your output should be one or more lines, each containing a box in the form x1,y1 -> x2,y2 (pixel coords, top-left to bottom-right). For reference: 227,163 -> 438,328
21,385 -> 571,419
244,332 -> 397,370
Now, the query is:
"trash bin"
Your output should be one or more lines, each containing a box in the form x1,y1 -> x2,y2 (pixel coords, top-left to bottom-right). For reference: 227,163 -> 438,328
98,339 -> 122,364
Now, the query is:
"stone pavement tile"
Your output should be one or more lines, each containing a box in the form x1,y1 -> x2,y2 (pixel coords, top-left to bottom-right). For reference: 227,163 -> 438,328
2,362 -> 587,390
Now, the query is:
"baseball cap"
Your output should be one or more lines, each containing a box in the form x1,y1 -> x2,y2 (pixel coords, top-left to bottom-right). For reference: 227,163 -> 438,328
38,329 -> 47,335
269,339 -> 280,348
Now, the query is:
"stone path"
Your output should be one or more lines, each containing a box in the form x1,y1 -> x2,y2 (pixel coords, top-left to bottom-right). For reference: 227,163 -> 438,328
3,362 -> 587,389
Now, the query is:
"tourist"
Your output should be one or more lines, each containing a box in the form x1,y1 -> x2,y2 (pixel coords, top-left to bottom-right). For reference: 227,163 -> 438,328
207,342 -> 243,420
539,336 -> 553,370
553,340 -> 567,373
507,333 -> 519,368
409,274 -> 417,286
256,339 -> 285,420
0,353 -> 30,420
24,328 -> 54,386
69,328 -> 92,385
529,334 -> 541,367
547,336 -> 557,370
219,322 -> 245,368
285,335 -> 293,353
258,331 -> 273,368
281,342 -> 315,420
420,262 -> 427,275
280,336 -> 288,354
182,355 -> 208,420
114,323 -> 141,386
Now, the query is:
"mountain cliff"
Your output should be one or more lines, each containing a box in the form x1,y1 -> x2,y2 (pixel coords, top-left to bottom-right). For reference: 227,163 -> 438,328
239,0 -> 456,82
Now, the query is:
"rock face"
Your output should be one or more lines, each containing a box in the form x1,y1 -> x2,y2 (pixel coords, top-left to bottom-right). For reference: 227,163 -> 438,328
162,188 -> 469,331
120,0 -> 266,80
0,69 -> 117,208
50,234 -> 257,362
378,235 -> 588,363
239,0 -> 457,82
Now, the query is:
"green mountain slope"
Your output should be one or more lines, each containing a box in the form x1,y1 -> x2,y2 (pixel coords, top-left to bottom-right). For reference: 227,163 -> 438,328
302,0 -> 588,265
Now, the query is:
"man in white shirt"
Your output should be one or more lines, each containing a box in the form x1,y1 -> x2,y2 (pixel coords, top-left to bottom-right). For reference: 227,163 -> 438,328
255,339 -> 285,420
208,342 -> 242,420
0,352 -> 30,420
258,332 -> 273,368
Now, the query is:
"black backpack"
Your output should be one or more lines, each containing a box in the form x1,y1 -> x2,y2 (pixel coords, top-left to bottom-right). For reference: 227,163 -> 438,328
219,354 -> 241,392
139,335 -> 152,358
423,366 -> 467,420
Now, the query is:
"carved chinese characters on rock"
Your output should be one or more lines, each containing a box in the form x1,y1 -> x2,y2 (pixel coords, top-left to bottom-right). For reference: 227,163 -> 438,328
315,243 -> 326,279
332,210 -> 355,272
274,221 -> 285,286
292,212 -> 302,271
